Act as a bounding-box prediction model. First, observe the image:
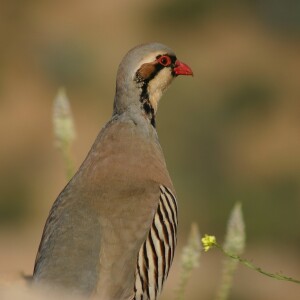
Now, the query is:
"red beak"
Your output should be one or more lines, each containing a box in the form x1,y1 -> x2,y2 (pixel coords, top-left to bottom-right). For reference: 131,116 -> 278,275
173,60 -> 193,76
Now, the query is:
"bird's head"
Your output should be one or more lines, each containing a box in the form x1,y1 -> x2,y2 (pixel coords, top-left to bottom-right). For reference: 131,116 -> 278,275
114,43 -> 193,127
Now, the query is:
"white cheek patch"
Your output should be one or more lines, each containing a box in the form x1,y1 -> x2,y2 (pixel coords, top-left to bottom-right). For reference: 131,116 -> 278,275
147,68 -> 174,113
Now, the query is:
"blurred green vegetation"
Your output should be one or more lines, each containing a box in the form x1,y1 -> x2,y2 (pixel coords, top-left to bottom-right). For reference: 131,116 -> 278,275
151,0 -> 300,33
40,40 -> 94,86
0,172 -> 32,226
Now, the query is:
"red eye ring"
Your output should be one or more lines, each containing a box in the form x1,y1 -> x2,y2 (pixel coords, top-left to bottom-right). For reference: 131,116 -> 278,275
158,55 -> 172,67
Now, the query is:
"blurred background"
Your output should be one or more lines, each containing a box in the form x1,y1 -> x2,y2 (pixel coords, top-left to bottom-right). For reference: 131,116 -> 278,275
0,0 -> 300,299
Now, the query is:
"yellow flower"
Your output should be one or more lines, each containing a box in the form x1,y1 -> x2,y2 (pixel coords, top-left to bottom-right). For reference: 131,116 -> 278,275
201,235 -> 217,252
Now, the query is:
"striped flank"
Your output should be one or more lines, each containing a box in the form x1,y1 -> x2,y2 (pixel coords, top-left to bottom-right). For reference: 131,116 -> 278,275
133,185 -> 178,300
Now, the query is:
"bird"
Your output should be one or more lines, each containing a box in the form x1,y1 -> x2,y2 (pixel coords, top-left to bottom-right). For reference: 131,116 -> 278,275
33,42 -> 193,300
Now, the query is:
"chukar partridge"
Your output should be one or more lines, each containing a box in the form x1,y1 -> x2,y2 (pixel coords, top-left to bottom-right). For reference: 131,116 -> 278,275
33,42 -> 193,300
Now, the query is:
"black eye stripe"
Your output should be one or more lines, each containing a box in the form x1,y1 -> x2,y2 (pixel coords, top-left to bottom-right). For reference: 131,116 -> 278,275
148,64 -> 164,82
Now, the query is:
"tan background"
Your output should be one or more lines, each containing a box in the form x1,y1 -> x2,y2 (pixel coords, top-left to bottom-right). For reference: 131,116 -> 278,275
0,0 -> 300,299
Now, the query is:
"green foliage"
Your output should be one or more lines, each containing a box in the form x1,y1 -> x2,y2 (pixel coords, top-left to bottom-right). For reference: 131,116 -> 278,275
215,203 -> 245,300
176,223 -> 202,300
151,0 -> 217,23
220,79 -> 275,122
53,88 -> 76,180
0,176 -> 31,225
177,202 -> 299,300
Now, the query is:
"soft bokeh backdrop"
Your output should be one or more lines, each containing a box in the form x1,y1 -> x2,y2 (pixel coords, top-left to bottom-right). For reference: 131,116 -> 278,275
0,0 -> 299,299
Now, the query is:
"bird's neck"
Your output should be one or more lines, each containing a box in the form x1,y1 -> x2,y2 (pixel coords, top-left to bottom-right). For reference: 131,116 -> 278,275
113,84 -> 160,129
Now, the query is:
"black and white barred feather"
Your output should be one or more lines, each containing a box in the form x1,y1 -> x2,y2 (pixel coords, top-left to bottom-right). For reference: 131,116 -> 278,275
134,185 -> 178,300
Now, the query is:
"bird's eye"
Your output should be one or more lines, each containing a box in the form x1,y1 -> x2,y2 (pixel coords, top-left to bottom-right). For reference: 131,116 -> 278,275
158,55 -> 172,67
